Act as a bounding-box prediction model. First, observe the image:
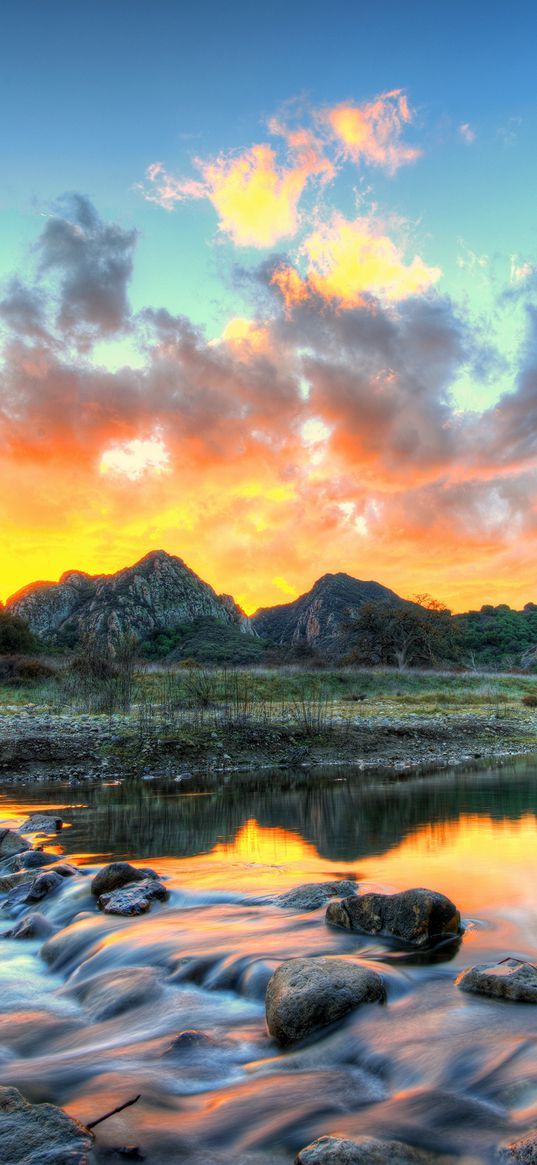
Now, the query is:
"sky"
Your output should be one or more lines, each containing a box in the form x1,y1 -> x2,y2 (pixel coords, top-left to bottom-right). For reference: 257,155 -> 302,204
1,0 -> 537,613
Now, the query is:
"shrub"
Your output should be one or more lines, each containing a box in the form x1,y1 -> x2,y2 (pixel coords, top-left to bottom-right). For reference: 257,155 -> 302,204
0,655 -> 55,684
522,694 -> 537,708
0,612 -> 41,655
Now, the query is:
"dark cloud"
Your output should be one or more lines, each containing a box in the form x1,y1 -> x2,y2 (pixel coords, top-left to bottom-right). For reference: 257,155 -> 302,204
0,278 -> 50,342
36,194 -> 137,345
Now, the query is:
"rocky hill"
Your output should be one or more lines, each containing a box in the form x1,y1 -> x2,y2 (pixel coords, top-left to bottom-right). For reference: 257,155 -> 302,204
6,550 -> 253,647
252,572 -> 403,656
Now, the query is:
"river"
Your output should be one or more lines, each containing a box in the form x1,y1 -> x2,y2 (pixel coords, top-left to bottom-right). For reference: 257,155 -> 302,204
0,760 -> 536,1163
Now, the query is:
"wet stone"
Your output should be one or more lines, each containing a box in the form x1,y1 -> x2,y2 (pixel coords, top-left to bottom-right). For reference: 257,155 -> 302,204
326,888 -> 461,947
19,814 -> 63,833
91,861 -> 159,897
4,912 -> 55,940
0,829 -> 31,858
295,1136 -> 445,1164
64,965 -> 162,1021
457,959 -> 537,1003
0,1084 -> 94,1164
98,878 -> 169,915
265,956 -> 385,1045
276,880 -> 358,911
498,1130 -> 537,1161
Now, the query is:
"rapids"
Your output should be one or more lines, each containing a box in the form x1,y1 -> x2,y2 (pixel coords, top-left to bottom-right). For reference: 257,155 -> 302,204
0,760 -> 536,1164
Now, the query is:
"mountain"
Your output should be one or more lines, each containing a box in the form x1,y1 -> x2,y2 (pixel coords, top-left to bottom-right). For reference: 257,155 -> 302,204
6,550 -> 253,647
252,572 -> 404,655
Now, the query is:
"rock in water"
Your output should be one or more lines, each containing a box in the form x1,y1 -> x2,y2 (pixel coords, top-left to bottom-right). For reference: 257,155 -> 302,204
91,861 -> 159,897
326,888 -> 461,946
0,1085 -> 93,1164
4,912 -> 55,940
295,1136 -> 446,1163
19,814 -> 63,833
497,1131 -> 537,1161
457,959 -> 537,1002
265,956 -> 384,1045
98,878 -> 168,915
276,880 -> 357,911
0,829 -> 31,857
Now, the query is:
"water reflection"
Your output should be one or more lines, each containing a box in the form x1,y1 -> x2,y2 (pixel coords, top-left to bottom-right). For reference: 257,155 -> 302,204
0,759 -> 535,1164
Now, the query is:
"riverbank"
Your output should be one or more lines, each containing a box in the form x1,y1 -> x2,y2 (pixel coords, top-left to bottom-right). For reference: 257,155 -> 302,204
0,702 -> 536,783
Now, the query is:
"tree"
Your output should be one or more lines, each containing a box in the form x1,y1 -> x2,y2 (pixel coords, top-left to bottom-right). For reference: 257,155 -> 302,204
0,610 -> 40,655
345,599 -> 459,670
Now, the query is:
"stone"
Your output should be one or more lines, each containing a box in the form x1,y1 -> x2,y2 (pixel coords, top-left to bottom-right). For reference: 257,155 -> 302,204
65,966 -> 162,1021
0,1084 -> 93,1164
19,814 -> 63,833
265,956 -> 385,1045
497,1130 -> 537,1161
98,878 -> 169,916
5,869 -> 64,910
326,888 -> 461,947
91,861 -> 159,897
0,828 -> 31,858
276,880 -> 357,911
295,1136 -> 442,1164
14,849 -> 57,869
4,912 -> 55,940
457,959 -> 537,1003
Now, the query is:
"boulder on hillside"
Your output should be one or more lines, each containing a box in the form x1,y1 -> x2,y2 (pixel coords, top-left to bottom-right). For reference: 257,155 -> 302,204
0,1085 -> 93,1164
295,1135 -> 447,1164
98,878 -> 168,916
265,956 -> 385,1045
457,959 -> 537,1003
326,888 -> 461,947
91,861 -> 159,897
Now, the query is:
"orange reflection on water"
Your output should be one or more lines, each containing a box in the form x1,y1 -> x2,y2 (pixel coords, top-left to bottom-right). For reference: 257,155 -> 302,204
358,812 -> 537,914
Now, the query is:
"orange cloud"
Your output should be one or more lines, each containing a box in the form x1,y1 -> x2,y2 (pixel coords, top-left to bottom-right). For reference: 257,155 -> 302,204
326,89 -> 420,172
273,213 -> 441,309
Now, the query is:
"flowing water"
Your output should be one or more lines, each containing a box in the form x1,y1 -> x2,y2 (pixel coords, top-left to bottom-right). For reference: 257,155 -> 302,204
0,760 -> 536,1163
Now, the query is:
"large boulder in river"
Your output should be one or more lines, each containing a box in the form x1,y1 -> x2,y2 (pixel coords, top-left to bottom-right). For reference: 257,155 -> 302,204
296,1135 -> 445,1164
5,869 -> 64,911
19,814 -> 63,834
498,1130 -> 537,1161
457,959 -> 537,1003
276,881 -> 357,911
98,878 -> 168,915
326,888 -> 461,947
0,829 -> 31,858
4,912 -> 55,940
0,1084 -> 93,1164
91,861 -> 159,897
265,956 -> 384,1045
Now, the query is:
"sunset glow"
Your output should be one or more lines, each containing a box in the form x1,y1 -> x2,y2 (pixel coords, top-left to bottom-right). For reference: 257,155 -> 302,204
2,5 -> 537,613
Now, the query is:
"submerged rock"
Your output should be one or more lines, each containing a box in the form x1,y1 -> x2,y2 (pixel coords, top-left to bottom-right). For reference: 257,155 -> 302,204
98,877 -> 168,915
326,888 -> 461,946
0,829 -> 31,858
0,1084 -> 93,1164
19,814 -> 63,834
457,959 -> 537,1003
5,869 -> 64,910
295,1135 -> 443,1164
498,1130 -> 537,1161
65,965 -> 162,1021
276,880 -> 357,911
265,956 -> 385,1045
91,861 -> 159,897
4,912 -> 55,940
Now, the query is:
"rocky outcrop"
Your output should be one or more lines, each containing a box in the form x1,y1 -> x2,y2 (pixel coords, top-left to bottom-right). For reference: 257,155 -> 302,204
19,814 -> 63,833
0,1085 -> 93,1164
498,1130 -> 537,1161
7,549 -> 252,646
265,956 -> 385,1045
296,1136 -> 446,1164
253,572 -> 403,655
98,878 -> 169,915
457,959 -> 537,1002
326,888 -> 461,946
91,861 -> 159,897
